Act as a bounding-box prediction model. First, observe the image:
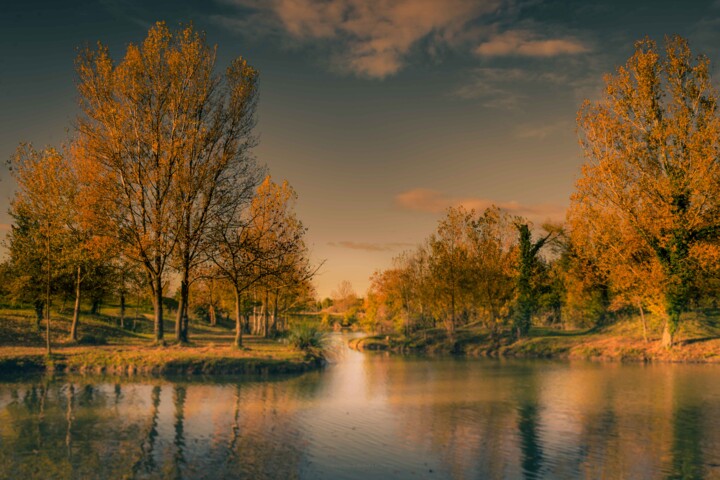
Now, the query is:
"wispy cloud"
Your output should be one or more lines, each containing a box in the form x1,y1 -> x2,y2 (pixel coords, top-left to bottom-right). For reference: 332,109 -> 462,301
395,188 -> 566,223
329,240 -> 415,252
452,61 -> 599,108
475,30 -> 589,57
215,0 -> 502,78
514,120 -> 572,139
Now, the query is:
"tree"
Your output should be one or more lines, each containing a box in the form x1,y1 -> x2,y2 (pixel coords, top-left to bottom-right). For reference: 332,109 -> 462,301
76,22 -> 260,343
429,207 -> 473,336
467,207 -> 517,336
211,177 -> 310,347
8,145 -> 75,354
573,36 -> 720,347
170,33 -> 260,343
330,280 -> 359,313
513,223 -> 554,338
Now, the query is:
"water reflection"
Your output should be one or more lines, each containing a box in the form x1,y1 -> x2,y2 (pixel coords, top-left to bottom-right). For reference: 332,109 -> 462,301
1,335 -> 720,479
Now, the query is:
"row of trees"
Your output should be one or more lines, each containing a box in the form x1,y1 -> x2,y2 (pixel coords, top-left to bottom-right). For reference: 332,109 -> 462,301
3,22 -> 317,351
363,206 -> 558,339
366,36 -> 720,348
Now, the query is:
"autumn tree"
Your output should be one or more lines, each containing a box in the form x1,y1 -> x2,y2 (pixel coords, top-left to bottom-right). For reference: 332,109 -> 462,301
211,177 -> 311,347
573,36 -> 720,347
76,22 -> 260,343
429,207 -> 473,336
467,207 -> 517,336
7,145 -> 75,354
170,33 -> 260,344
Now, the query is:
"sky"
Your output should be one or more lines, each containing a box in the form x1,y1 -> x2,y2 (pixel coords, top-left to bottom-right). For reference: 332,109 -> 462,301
2,0 -> 720,298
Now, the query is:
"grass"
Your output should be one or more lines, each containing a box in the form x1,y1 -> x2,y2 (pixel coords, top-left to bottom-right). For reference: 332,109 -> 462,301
0,306 -> 324,376
350,311 -> 720,363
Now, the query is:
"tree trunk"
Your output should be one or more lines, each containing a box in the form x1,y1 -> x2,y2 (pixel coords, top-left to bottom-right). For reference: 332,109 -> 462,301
662,313 -> 679,349
263,289 -> 269,338
70,265 -> 81,342
209,304 -> 216,326
271,289 -> 279,336
34,300 -> 44,330
152,272 -> 164,344
120,291 -> 126,329
639,302 -> 648,343
209,278 -> 217,326
175,267 -> 190,343
45,235 -> 51,356
234,286 -> 243,348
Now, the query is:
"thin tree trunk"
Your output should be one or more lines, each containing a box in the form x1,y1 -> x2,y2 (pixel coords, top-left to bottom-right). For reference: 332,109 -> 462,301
34,300 -> 44,330
152,270 -> 164,344
120,290 -> 126,329
45,234 -> 51,356
263,289 -> 269,338
271,289 -> 279,336
639,302 -> 648,343
209,277 -> 216,326
234,286 -> 243,348
209,304 -> 216,326
175,267 -> 190,343
70,265 -> 81,342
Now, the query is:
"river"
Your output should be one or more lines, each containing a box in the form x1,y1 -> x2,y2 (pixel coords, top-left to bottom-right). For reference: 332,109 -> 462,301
1,333 -> 719,479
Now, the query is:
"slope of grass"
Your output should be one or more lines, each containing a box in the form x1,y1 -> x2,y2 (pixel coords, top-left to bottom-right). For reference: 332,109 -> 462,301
350,312 -> 720,363
0,307 -> 324,376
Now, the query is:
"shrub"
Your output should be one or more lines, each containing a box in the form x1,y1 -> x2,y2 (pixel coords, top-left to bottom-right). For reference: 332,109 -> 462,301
287,323 -> 327,357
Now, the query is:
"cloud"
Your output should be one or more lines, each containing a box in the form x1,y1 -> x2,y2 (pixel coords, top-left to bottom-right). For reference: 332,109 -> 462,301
475,30 -> 589,57
217,0 -> 502,78
514,120 -> 571,139
452,65 -> 592,108
328,240 -> 415,252
395,188 -> 566,223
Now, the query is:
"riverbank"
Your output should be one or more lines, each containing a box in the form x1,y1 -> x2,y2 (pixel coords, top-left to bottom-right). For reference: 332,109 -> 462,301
0,309 -> 324,376
349,314 -> 720,363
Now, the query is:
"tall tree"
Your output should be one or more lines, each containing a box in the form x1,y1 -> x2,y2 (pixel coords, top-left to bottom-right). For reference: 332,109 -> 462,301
573,36 -> 720,347
513,223 -> 553,338
170,35 -> 260,344
429,207 -> 473,337
76,22 -> 260,343
468,207 -> 517,336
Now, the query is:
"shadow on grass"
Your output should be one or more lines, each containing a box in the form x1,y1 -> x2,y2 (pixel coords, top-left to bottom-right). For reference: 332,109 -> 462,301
679,336 -> 720,346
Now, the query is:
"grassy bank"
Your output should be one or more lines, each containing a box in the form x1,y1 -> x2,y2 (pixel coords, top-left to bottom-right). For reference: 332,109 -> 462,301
0,308 -> 324,376
349,313 -> 720,363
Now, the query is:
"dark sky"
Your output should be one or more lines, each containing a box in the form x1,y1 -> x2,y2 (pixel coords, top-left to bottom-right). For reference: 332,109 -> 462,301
2,0 -> 720,296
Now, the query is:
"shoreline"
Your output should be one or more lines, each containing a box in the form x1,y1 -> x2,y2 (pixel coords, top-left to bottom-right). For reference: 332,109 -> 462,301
348,323 -> 720,364
0,346 -> 325,377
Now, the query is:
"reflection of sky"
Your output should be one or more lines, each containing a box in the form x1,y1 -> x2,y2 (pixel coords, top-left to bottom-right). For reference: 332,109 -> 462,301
2,352 -> 720,477
3,1 -> 720,296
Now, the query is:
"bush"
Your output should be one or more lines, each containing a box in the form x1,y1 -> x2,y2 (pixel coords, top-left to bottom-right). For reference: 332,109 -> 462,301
287,323 -> 326,357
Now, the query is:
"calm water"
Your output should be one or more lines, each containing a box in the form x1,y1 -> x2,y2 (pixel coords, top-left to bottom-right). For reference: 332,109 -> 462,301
1,334 -> 720,479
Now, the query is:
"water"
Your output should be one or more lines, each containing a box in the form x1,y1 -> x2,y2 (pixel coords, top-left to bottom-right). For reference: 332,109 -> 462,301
1,334 -> 720,479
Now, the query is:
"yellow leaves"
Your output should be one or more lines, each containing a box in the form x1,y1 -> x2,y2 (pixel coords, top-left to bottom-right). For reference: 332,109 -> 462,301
571,35 -> 720,315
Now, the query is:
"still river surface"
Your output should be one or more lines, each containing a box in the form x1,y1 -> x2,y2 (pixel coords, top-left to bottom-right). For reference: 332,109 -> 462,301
1,333 -> 720,479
